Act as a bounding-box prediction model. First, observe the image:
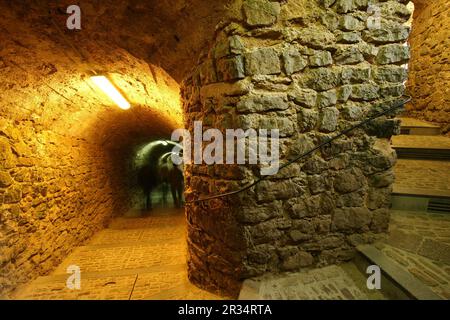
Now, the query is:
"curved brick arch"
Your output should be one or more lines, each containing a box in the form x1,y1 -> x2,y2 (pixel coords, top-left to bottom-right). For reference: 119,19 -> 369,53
0,3 -> 184,295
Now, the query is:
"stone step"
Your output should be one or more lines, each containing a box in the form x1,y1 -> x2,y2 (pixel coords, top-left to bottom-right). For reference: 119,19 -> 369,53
398,117 -> 441,136
392,159 -> 450,209
355,245 -> 442,300
392,135 -> 450,160
391,194 -> 450,213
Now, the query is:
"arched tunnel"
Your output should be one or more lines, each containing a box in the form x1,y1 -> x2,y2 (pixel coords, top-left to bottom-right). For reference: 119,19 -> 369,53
1,0 -> 449,301
0,0 -> 195,297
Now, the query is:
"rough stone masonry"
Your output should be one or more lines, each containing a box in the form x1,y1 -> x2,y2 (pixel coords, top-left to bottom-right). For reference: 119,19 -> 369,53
0,3 -> 183,297
406,0 -> 450,134
182,0 -> 412,297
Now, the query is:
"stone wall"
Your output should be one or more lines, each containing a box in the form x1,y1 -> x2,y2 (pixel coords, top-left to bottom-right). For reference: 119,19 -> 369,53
406,0 -> 450,132
182,0 -> 412,297
0,6 -> 182,297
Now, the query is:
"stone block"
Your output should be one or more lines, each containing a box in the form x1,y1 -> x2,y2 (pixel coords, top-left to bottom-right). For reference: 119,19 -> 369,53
216,56 -> 245,81
4,187 -> 22,204
320,107 -> 339,132
341,66 -> 371,84
363,25 -> 410,44
302,156 -> 328,175
367,187 -> 392,210
351,84 -> 379,101
308,174 -> 330,195
334,46 -> 365,65
380,83 -> 405,97
337,85 -> 352,102
340,15 -> 364,31
245,47 -> 281,75
373,66 -> 408,83
317,90 -> 338,108
237,202 -> 283,224
237,93 -> 289,113
336,31 -> 362,44
298,68 -> 341,91
243,0 -> 281,27
0,171 -> 13,188
283,47 -> 308,75
293,26 -> 336,50
256,179 -> 305,202
289,86 -> 318,108
280,248 -> 314,270
376,44 -> 410,65
332,207 -> 371,231
334,167 -> 365,194
298,108 -> 319,132
336,190 -> 366,207
214,36 -> 245,59
309,51 -> 333,67
306,193 -> 336,216
370,208 -> 390,233
341,103 -> 363,120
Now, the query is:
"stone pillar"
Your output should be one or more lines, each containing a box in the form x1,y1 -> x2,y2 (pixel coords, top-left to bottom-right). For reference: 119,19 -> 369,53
182,0 -> 412,297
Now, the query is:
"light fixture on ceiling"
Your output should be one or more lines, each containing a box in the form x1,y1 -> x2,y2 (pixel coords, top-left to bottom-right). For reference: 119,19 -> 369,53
91,75 -> 131,110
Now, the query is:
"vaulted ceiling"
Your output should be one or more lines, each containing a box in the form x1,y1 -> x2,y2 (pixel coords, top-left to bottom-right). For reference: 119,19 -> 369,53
3,0 -> 233,82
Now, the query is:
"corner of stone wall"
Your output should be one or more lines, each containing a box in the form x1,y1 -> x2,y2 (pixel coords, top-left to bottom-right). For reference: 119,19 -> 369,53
182,0 -> 412,297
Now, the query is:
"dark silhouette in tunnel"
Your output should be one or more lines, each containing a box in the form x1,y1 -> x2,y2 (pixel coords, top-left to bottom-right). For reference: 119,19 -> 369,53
137,142 -> 185,211
158,152 -> 184,208
137,163 -> 159,211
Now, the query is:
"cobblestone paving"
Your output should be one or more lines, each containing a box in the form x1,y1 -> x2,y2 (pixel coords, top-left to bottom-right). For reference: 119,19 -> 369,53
377,243 -> 450,300
240,265 -> 385,300
394,160 -> 450,196
13,209 -> 221,300
388,211 -> 450,260
380,210 -> 450,299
